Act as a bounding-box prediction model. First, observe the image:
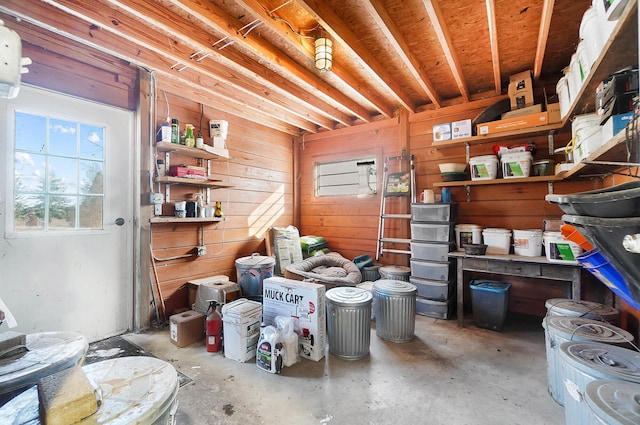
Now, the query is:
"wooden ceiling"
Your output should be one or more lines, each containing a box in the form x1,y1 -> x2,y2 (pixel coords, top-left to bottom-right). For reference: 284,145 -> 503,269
1,0 -> 593,135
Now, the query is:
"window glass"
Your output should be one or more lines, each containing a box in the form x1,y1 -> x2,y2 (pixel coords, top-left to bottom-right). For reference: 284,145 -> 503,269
12,112 -> 105,232
316,157 -> 377,197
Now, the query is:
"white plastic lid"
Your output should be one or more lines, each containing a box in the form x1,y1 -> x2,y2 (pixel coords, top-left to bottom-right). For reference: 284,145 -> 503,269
483,228 -> 512,234
455,224 -> 482,230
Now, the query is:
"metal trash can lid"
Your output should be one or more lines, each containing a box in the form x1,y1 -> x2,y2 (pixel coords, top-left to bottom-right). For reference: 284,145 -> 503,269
235,253 -> 275,267
545,298 -> 619,321
559,341 -> 640,383
585,379 -> 640,425
373,279 -> 417,295
326,287 -> 372,307
542,316 -> 633,344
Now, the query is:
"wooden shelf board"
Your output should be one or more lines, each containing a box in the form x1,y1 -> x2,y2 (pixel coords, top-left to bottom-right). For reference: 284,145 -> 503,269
154,176 -> 233,188
432,123 -> 564,148
150,216 -> 224,223
433,175 -> 560,187
155,141 -> 228,160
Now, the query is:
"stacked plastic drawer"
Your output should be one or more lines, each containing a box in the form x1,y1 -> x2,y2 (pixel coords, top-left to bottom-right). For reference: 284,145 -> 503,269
546,182 -> 640,309
409,203 -> 456,319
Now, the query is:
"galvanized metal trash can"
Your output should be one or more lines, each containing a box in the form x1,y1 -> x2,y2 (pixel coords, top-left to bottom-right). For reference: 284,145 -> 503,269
326,287 -> 373,360
378,265 -> 410,282
373,279 -> 417,343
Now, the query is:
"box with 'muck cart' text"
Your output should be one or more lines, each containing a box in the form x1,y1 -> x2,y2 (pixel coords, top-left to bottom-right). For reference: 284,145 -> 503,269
262,276 -> 326,361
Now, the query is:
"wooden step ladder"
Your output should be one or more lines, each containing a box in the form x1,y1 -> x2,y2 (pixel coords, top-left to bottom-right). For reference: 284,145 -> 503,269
376,150 -> 416,260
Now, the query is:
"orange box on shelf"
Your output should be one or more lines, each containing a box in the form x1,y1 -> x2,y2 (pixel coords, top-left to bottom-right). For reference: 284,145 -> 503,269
476,112 -> 549,135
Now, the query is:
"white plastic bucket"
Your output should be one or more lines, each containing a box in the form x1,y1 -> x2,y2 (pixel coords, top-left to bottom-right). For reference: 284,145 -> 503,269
455,224 -> 483,251
543,231 -> 583,264
593,0 -> 619,43
572,114 -> 603,163
576,41 -> 591,82
501,151 -> 532,179
513,229 -> 543,257
469,155 -> 498,180
482,228 -> 512,255
569,52 -> 583,98
580,7 -> 604,69
557,76 -> 571,119
221,298 -> 263,362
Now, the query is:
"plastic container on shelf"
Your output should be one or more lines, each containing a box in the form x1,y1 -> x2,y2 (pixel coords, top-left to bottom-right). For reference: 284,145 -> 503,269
543,231 -> 582,264
593,0 -> 620,43
501,151 -> 532,179
579,7 -> 604,70
576,41 -> 591,82
572,113 -> 603,163
546,181 -> 640,218
569,53 -> 583,99
482,228 -> 512,254
454,224 -> 483,251
513,229 -> 543,257
410,222 -> 455,242
469,155 -> 499,180
557,75 -> 571,118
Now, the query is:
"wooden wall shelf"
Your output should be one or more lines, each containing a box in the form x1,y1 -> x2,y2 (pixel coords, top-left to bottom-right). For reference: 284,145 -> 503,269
150,216 -> 224,223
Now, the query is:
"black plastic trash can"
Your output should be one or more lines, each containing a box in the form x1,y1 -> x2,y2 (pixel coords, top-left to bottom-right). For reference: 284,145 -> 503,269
470,280 -> 511,331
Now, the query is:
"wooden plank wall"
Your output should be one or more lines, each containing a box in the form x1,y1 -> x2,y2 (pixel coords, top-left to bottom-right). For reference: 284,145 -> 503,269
150,92 -> 295,314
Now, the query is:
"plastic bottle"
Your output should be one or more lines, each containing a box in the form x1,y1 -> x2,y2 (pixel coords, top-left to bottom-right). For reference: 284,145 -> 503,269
214,201 -> 223,218
256,323 -> 284,373
195,193 -> 205,218
184,124 -> 196,148
171,119 -> 180,144
206,300 -> 222,353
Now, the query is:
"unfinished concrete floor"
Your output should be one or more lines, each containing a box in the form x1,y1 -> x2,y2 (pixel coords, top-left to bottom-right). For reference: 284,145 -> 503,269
124,313 -> 564,425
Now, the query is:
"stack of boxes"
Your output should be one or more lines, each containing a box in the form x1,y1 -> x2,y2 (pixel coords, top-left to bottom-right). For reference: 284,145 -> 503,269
597,68 -> 638,141
409,203 -> 456,319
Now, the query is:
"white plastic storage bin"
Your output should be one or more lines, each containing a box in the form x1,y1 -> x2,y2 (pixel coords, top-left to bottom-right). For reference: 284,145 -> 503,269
410,222 -> 455,242
501,151 -> 532,179
513,229 -> 543,257
455,224 -> 483,251
415,297 -> 453,319
221,298 -> 263,363
572,113 -> 603,163
410,241 -> 455,262
543,231 -> 583,264
410,258 -> 454,281
482,228 -> 512,254
410,276 -> 454,301
469,155 -> 499,180
411,203 -> 457,222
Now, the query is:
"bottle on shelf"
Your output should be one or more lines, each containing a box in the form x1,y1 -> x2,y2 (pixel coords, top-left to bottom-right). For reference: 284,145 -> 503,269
171,118 -> 180,144
185,124 -> 196,148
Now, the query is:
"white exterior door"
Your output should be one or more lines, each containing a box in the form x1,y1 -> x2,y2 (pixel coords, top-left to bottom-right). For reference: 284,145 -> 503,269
0,85 -> 134,342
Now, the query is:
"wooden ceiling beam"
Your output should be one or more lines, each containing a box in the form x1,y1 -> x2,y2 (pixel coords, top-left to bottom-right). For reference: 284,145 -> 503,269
234,0 -> 396,118
158,0 -> 371,125
485,0 -> 501,95
534,0 -> 555,79
0,0 -> 313,133
422,0 -> 469,102
363,0 -> 442,108
296,0 -> 417,113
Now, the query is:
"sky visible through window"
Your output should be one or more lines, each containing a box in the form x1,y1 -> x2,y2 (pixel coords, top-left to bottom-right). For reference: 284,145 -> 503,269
13,112 -> 105,232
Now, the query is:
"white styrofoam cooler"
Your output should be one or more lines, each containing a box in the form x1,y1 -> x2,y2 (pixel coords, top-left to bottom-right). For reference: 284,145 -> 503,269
262,276 -> 326,361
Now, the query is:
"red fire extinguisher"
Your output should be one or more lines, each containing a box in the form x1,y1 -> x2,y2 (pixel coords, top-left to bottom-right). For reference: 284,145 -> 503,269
206,300 -> 223,353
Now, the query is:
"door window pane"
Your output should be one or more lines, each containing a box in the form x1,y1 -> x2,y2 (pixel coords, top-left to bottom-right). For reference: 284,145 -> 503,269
13,112 -> 105,232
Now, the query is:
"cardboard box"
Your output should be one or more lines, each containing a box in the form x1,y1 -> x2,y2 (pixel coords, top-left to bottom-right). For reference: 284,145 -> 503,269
432,123 -> 452,142
501,104 -> 542,120
451,119 -> 472,139
262,276 -> 326,361
477,111 -> 549,135
508,70 -> 534,110
169,310 -> 205,347
547,103 -> 561,124
602,112 -> 634,141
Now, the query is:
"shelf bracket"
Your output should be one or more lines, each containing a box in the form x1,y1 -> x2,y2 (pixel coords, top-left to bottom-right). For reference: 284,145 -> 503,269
466,185 -> 471,202
548,181 -> 554,195
165,184 -> 171,202
548,130 -> 555,156
465,143 -> 470,163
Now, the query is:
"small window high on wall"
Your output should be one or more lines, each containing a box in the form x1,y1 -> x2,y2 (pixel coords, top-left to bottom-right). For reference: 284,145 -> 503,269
315,157 -> 377,197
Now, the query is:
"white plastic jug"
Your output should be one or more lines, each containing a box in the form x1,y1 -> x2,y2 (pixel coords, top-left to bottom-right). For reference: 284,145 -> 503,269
256,323 -> 284,374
